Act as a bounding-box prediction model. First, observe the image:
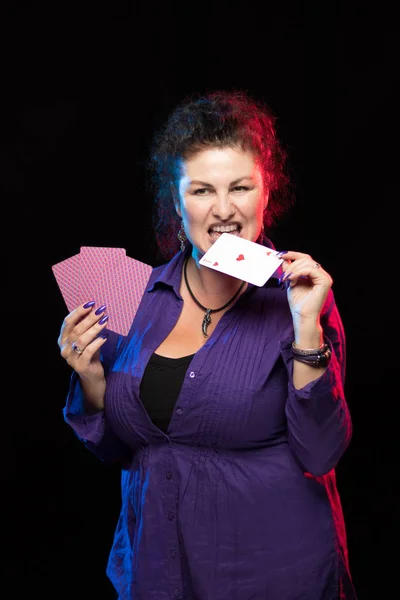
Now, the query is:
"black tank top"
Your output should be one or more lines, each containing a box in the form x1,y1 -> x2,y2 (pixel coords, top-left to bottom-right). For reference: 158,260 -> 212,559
139,352 -> 195,433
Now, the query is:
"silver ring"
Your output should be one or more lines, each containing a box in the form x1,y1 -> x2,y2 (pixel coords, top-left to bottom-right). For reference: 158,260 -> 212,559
71,341 -> 83,355
314,262 -> 321,269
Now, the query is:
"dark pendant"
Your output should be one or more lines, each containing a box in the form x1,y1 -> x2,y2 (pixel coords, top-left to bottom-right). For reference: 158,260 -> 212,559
202,309 -> 212,338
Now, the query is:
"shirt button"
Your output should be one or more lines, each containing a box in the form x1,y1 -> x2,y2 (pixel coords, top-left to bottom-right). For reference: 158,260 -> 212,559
189,371 -> 195,378
166,471 -> 172,480
174,590 -> 181,598
176,407 -> 183,415
170,549 -> 177,558
168,511 -> 175,521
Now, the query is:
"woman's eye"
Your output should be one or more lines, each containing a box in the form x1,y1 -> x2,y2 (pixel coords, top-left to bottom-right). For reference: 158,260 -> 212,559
192,186 -> 250,195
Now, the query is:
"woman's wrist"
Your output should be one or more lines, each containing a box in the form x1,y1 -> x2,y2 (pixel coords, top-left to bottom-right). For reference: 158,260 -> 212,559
83,399 -> 104,415
293,322 -> 323,350
291,319 -> 331,369
79,376 -> 106,412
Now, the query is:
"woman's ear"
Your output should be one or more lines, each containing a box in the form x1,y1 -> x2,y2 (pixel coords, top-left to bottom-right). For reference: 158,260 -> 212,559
175,202 -> 182,218
170,183 -> 182,217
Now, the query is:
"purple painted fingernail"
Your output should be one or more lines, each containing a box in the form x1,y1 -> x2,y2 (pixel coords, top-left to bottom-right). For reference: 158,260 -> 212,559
95,304 -> 106,315
100,333 -> 108,340
277,251 -> 287,257
98,315 -> 109,325
83,300 -> 95,308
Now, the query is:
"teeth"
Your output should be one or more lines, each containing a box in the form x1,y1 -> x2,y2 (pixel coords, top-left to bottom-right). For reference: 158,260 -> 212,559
210,225 -> 239,233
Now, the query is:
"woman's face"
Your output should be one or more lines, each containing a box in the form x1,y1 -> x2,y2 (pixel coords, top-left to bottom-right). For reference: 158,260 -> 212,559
175,146 -> 268,260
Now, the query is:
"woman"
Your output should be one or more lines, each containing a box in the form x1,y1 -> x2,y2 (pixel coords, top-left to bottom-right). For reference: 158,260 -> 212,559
58,90 -> 357,599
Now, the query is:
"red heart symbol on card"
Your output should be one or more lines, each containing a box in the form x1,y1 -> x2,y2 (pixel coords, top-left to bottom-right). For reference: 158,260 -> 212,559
266,251 -> 272,256
213,261 -> 219,266
236,254 -> 245,261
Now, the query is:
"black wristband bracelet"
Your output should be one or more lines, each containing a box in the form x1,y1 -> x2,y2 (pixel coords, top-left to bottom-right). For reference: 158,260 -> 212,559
291,342 -> 332,368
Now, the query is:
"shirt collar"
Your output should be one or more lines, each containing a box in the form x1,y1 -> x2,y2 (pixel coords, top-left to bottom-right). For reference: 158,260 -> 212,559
147,245 -> 190,297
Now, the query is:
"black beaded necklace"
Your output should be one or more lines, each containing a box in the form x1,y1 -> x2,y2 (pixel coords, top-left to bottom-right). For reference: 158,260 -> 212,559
183,256 -> 246,338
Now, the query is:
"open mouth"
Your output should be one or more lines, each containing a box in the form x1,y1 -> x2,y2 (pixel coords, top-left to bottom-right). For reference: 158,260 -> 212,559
208,224 -> 242,242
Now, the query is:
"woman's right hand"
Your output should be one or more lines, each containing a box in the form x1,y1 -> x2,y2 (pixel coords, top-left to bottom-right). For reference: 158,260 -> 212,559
58,301 -> 110,410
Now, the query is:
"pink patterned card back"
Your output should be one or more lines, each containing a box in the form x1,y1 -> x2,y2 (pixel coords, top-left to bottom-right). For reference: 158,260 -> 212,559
52,248 -> 154,334
51,253 -> 81,312
79,246 -> 126,302
92,253 -> 153,336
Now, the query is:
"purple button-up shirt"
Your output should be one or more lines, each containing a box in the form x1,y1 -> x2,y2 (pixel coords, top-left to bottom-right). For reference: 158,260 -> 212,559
64,242 -> 357,599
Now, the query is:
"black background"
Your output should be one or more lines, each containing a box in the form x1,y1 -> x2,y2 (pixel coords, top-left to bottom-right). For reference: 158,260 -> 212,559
2,2 -> 398,598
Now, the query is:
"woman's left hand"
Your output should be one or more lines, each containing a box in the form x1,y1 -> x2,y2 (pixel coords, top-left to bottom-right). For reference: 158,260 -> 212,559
278,251 -> 333,322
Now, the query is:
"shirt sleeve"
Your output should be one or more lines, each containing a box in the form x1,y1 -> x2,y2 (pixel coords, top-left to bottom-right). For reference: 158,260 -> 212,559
280,289 -> 352,476
63,329 -> 132,465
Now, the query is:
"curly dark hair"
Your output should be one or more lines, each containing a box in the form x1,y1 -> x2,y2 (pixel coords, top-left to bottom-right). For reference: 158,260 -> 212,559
147,90 -> 293,261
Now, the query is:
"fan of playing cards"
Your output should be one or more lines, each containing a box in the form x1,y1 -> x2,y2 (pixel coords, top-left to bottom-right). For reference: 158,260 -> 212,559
52,246 -> 153,336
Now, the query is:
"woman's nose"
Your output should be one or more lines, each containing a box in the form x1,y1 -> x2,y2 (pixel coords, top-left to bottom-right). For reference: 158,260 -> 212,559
212,195 -> 235,219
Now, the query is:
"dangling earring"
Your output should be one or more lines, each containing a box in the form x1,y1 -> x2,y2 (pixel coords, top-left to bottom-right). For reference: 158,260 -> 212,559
177,221 -> 187,252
